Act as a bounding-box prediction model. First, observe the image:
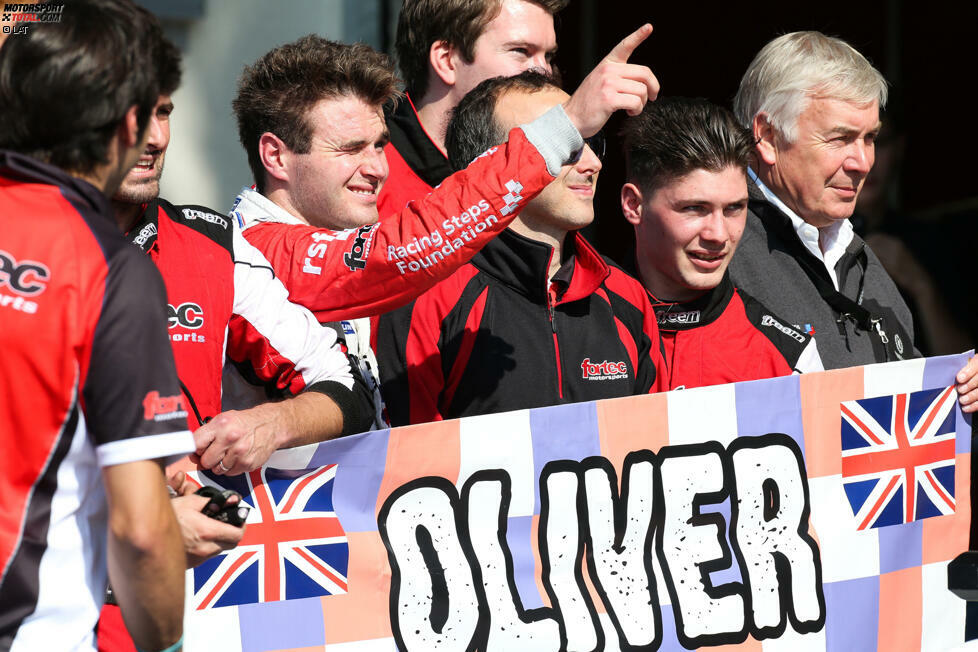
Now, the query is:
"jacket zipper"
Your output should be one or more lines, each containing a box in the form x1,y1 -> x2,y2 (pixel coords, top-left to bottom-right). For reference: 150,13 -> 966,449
548,297 -> 564,399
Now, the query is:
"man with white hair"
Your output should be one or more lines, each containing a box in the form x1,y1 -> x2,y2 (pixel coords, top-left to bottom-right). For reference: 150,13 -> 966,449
729,31 -> 978,410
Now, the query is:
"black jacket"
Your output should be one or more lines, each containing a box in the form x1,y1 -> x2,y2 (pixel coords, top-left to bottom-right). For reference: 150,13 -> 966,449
376,229 -> 665,425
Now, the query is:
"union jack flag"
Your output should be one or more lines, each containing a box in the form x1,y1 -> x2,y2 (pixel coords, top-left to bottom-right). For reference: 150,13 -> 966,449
190,464 -> 348,610
840,386 -> 957,530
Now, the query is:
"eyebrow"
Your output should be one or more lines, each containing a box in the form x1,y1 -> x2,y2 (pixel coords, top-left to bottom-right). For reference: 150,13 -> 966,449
341,130 -> 390,149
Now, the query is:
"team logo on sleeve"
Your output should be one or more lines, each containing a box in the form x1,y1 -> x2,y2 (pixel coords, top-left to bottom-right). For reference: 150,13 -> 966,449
343,224 -> 375,271
142,391 -> 188,422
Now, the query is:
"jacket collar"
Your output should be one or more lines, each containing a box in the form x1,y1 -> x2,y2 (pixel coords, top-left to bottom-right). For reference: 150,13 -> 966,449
124,200 -> 160,253
384,93 -> 454,189
230,186 -> 306,229
648,273 -> 735,331
473,228 -> 610,304
0,149 -> 110,216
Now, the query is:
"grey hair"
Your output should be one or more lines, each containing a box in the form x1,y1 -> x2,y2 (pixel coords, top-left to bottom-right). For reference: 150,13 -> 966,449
733,31 -> 888,142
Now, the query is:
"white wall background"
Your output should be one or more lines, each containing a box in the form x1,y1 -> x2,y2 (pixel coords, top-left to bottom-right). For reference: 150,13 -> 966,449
158,0 -> 385,210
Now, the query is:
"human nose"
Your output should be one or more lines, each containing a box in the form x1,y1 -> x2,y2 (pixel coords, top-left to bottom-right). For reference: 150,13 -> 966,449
361,147 -> 389,182
576,144 -> 602,175
528,54 -> 552,75
844,139 -> 874,175
146,114 -> 165,150
700,210 -> 729,244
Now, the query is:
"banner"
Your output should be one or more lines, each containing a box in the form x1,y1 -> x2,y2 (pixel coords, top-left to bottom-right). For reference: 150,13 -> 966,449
184,353 -> 973,651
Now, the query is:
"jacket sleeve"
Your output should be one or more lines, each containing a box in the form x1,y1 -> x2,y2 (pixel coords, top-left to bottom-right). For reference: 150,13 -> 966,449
239,107 -> 582,322
225,226 -> 373,434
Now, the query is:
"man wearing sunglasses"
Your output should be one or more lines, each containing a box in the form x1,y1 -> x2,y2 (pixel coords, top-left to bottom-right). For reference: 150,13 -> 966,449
376,71 -> 666,425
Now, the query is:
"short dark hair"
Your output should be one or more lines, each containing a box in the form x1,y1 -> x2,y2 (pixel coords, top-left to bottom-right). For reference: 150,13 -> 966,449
232,35 -> 399,193
445,70 -> 558,171
0,0 -> 169,174
395,0 -> 567,97
622,97 -> 754,196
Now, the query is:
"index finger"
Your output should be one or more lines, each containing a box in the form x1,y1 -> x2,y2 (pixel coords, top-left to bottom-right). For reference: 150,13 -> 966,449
605,23 -> 653,64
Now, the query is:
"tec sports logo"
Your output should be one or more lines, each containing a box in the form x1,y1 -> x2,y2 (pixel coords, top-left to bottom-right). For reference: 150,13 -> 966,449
167,302 -> 206,342
580,358 -> 629,381
0,248 -> 49,315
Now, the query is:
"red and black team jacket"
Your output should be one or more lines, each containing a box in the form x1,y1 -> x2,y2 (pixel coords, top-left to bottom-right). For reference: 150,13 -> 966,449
375,229 -> 666,425
1,152 -> 193,650
124,199 -> 372,431
649,272 -> 823,391
377,93 -> 453,219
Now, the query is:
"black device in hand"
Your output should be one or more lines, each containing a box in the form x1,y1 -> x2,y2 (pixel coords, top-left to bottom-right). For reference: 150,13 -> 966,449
196,486 -> 249,526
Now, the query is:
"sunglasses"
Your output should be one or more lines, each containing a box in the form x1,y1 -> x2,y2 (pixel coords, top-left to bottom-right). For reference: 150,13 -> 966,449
568,132 -> 606,164
584,132 -> 606,160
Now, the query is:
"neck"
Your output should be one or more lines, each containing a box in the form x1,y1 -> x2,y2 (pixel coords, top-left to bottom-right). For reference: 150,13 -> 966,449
111,201 -> 144,232
263,185 -> 310,225
508,216 -> 568,280
413,86 -> 456,154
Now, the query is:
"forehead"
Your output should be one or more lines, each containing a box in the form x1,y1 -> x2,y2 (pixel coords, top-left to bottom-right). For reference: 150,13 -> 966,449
494,86 -> 569,131
799,96 -> 880,132
649,166 -> 748,205
480,0 -> 557,46
305,94 -> 385,140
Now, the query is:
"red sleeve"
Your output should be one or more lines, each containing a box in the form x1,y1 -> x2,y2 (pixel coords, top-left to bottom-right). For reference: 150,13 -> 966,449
242,128 -> 554,322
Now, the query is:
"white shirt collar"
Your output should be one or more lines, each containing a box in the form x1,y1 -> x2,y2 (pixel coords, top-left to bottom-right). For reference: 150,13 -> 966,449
748,168 -> 854,290
229,186 -> 307,229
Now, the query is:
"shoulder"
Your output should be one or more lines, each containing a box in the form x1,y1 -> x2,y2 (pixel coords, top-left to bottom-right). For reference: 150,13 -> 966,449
601,258 -> 651,305
736,288 -> 813,360
156,198 -> 233,252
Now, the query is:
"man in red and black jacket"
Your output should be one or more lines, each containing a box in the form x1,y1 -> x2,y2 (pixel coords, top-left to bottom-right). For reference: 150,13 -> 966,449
98,46 -> 375,652
619,97 -> 822,391
376,71 -> 667,425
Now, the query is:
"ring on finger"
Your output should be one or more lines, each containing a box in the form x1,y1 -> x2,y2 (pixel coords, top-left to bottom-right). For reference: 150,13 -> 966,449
217,459 -> 230,473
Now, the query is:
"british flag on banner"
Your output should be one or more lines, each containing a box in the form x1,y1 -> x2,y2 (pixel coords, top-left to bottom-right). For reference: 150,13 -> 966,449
840,386 -> 958,530
190,464 -> 348,610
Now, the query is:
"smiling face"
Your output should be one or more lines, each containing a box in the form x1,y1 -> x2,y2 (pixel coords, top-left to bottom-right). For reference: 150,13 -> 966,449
494,86 -> 601,236
624,166 -> 748,302
452,0 -> 557,101
760,96 -> 880,228
286,94 -> 389,230
114,94 -> 172,205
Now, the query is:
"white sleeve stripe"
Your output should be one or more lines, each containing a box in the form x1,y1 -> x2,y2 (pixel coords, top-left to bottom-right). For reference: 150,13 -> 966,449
97,430 -> 195,467
794,338 -> 825,374
230,227 -> 354,390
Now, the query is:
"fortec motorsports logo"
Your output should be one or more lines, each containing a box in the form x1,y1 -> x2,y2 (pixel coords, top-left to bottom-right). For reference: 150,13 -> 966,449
581,358 -> 629,381
2,3 -> 63,34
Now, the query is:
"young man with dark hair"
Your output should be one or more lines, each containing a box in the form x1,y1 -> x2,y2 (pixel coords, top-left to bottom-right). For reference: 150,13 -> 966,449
378,0 -> 568,216
228,28 -> 658,427
0,2 -> 191,650
376,70 -> 665,424
620,97 -> 822,390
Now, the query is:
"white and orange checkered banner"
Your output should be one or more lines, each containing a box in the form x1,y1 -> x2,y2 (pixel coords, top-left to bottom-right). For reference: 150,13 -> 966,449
184,352 -> 973,651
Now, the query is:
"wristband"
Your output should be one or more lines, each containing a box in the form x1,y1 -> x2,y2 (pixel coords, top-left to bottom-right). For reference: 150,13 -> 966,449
137,633 -> 183,652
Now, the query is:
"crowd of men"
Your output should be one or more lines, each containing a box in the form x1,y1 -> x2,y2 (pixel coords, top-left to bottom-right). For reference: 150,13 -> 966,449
1,0 -> 976,650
